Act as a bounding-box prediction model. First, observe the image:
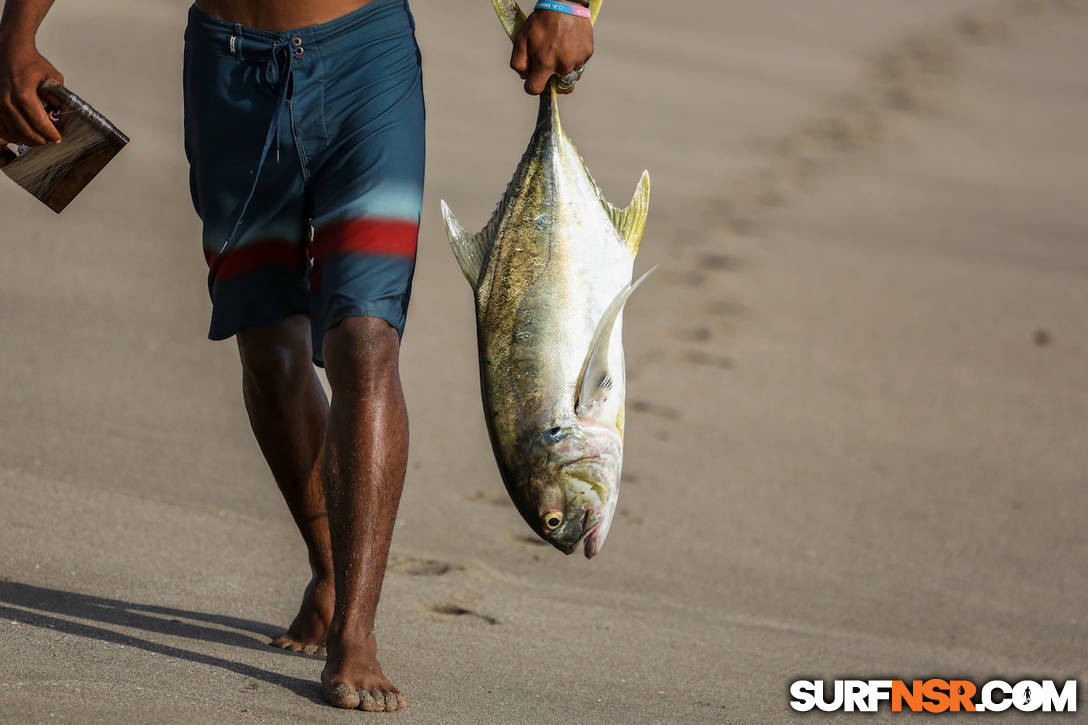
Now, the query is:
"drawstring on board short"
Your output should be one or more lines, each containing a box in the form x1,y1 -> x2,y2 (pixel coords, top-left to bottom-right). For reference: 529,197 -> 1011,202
219,35 -> 305,254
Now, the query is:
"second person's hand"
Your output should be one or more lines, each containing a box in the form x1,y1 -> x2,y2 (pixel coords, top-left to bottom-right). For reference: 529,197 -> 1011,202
0,29 -> 63,146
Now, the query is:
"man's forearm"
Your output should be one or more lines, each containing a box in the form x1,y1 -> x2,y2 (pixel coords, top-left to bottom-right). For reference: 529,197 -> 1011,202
0,0 -> 57,41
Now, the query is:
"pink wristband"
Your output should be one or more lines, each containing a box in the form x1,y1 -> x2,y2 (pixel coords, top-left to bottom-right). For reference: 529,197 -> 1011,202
534,1 -> 592,20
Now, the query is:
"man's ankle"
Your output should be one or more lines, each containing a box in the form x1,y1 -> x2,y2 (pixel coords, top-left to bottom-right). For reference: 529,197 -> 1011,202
328,614 -> 376,642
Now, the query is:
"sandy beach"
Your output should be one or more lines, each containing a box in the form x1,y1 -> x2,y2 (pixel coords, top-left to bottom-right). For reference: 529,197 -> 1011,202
2,0 -> 1086,722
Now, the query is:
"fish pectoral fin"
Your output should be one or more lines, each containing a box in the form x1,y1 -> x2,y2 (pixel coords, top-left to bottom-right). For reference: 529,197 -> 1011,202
606,170 -> 650,257
441,200 -> 498,289
493,0 -> 603,40
575,267 -> 656,416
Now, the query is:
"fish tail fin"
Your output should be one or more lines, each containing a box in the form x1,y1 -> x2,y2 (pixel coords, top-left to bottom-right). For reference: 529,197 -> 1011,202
492,0 -> 527,40
536,80 -> 562,133
492,0 -> 603,40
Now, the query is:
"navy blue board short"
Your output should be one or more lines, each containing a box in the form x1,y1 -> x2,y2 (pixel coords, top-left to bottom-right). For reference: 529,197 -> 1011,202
183,0 -> 425,365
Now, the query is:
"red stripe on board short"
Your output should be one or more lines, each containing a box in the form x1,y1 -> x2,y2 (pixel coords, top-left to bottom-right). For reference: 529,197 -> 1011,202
311,218 -> 419,260
206,239 -> 307,281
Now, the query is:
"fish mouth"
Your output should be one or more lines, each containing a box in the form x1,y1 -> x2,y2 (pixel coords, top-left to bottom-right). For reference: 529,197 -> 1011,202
581,520 -> 603,559
560,510 -> 602,557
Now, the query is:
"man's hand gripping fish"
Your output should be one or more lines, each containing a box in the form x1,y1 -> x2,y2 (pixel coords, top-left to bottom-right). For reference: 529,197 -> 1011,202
441,0 -> 653,558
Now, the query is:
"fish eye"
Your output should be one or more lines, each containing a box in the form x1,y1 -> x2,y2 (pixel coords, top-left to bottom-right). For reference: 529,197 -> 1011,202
544,427 -> 565,443
541,511 -> 563,531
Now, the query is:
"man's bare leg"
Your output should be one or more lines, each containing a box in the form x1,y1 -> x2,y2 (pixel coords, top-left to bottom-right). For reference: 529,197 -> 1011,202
237,315 -> 334,652
319,316 -> 408,712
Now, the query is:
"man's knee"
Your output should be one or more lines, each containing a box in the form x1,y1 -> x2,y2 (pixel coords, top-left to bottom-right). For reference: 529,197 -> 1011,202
322,316 -> 400,394
237,316 -> 314,393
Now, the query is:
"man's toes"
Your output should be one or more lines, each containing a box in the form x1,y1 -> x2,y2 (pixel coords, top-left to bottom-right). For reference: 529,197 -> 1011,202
323,683 -> 361,709
302,643 -> 322,655
372,689 -> 392,712
359,690 -> 384,712
269,636 -> 301,652
383,691 -> 402,711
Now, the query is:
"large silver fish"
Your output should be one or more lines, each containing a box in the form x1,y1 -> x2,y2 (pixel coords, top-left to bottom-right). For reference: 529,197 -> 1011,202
441,0 -> 651,558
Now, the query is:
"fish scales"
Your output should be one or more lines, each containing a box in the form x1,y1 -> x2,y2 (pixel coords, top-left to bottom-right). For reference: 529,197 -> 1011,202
481,98 -> 627,452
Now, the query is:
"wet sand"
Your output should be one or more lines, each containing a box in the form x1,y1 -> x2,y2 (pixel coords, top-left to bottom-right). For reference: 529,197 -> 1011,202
2,1 -> 1086,722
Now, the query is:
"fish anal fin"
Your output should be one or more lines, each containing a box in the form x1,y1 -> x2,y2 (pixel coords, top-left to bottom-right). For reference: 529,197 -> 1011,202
575,267 -> 656,416
606,170 -> 650,257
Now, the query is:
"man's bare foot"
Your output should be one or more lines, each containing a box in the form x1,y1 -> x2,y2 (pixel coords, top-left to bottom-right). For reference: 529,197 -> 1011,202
269,577 -> 334,655
321,628 -> 405,712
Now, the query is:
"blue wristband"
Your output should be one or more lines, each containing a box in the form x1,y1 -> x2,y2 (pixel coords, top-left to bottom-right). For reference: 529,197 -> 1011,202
534,1 -> 592,19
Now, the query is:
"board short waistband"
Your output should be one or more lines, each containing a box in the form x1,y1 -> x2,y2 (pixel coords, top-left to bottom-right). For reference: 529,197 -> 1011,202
185,0 -> 415,57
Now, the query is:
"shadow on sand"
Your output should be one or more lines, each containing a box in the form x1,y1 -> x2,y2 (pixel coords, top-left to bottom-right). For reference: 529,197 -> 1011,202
0,581 -> 322,703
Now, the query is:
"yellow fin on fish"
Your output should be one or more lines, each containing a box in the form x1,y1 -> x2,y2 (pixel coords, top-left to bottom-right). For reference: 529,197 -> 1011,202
575,267 -> 656,416
441,199 -> 499,288
606,170 -> 650,257
492,0 -> 603,41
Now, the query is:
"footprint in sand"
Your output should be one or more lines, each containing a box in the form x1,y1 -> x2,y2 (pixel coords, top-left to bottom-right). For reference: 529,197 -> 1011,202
628,399 -> 680,420
460,490 -> 509,507
422,602 -> 499,625
704,299 -> 745,319
386,554 -> 463,577
696,252 -> 742,273
668,325 -> 712,344
678,349 -> 734,371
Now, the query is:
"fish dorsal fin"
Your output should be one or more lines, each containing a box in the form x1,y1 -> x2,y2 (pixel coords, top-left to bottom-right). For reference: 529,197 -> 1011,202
606,170 -> 650,257
492,0 -> 603,40
575,267 -> 656,415
441,199 -> 502,288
